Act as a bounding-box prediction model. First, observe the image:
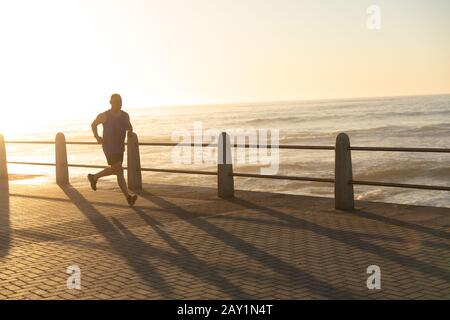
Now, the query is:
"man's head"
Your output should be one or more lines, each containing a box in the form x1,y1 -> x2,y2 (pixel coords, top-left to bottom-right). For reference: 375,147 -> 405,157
110,94 -> 122,111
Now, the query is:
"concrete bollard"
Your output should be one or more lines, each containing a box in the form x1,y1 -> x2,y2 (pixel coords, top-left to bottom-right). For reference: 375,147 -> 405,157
55,132 -> 69,186
218,132 -> 234,199
0,134 -> 8,180
335,133 -> 354,210
127,132 -> 142,191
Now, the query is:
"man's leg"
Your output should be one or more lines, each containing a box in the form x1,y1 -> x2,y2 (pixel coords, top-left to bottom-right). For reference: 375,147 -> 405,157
111,163 -> 129,198
88,166 -> 115,191
112,163 -> 138,206
93,167 -> 115,181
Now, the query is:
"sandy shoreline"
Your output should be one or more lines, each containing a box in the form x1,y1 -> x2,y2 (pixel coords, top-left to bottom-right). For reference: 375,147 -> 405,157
8,174 -> 44,181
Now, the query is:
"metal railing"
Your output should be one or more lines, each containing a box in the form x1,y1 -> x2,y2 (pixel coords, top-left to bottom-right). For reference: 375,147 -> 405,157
1,132 -> 449,210
1,139 -> 336,181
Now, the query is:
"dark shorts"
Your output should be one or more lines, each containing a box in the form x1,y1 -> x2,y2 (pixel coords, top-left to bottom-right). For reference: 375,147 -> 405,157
105,153 -> 124,166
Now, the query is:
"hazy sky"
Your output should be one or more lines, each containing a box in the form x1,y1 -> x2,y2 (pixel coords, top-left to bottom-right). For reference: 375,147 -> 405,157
0,0 -> 449,120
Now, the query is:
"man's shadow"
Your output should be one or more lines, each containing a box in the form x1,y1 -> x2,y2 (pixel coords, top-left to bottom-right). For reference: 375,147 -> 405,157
0,178 -> 10,258
60,184 -> 253,298
128,205 -> 252,299
60,184 -> 174,298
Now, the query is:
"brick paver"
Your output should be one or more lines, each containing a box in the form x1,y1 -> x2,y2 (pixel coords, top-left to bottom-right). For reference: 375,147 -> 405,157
0,179 -> 449,299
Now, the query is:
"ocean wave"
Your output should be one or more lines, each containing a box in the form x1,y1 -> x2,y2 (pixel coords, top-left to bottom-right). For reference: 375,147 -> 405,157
342,122 -> 450,138
355,162 -> 450,182
356,189 -> 388,201
244,116 -> 303,125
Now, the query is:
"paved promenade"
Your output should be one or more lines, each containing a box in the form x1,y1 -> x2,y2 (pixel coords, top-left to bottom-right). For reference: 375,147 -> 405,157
0,178 -> 449,299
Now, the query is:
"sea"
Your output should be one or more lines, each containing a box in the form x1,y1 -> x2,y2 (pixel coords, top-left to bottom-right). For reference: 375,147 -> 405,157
5,94 -> 450,208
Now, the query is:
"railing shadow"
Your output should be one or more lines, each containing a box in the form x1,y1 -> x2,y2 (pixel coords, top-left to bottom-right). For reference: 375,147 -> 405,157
3,192 -> 145,251
113,209 -> 251,299
353,209 -> 450,241
0,178 -> 10,258
129,206 -> 251,299
60,184 -> 251,299
138,189 -> 355,299
230,197 -> 450,283
208,214 -> 406,243
60,184 -> 174,298
10,192 -> 138,210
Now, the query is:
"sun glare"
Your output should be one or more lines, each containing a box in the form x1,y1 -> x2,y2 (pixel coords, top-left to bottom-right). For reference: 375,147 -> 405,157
1,109 -> 49,139
0,0 -> 449,139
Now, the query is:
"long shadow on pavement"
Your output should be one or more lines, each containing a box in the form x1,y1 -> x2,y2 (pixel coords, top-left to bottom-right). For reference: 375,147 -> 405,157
208,215 -> 406,243
112,209 -> 251,299
354,209 -> 450,241
61,184 -> 174,298
62,185 -> 250,299
230,197 -> 450,283
138,189 -> 355,299
128,206 -> 252,299
0,178 -> 10,258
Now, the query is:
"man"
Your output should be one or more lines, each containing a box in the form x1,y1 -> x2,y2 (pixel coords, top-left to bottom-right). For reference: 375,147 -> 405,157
88,94 -> 138,206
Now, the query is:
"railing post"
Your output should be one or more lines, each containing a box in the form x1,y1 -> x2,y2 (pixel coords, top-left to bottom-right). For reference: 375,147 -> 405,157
127,132 -> 142,191
0,134 -> 8,180
335,133 -> 354,210
218,132 -> 234,199
55,132 -> 69,186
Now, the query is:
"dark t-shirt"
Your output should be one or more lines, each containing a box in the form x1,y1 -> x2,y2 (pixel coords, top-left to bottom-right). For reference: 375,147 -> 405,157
101,110 -> 130,156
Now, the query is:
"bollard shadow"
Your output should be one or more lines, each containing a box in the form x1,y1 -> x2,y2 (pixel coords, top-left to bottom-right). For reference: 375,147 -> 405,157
129,206 -> 252,299
0,178 -> 10,258
11,192 -> 136,210
208,214 -> 405,243
61,184 -> 252,298
138,189 -> 355,299
60,184 -> 175,298
353,208 -> 450,241
230,197 -> 450,283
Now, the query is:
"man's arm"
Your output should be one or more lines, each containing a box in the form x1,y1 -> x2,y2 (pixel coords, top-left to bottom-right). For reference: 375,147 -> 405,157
91,113 -> 106,144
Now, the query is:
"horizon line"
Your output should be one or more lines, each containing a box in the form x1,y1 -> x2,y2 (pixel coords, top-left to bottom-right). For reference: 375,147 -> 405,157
129,92 -> 450,110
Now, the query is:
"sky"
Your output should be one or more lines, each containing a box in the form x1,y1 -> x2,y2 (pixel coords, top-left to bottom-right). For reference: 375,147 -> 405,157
0,0 -> 449,128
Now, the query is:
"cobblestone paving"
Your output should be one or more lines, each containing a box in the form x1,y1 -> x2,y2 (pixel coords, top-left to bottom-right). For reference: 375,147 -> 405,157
0,179 -> 449,299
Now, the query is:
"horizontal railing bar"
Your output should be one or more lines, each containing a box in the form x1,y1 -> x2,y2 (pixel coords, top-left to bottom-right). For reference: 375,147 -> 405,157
141,168 -> 217,175
5,141 -> 335,150
8,161 -> 217,176
8,161 -> 117,170
278,145 -> 334,150
4,141 -> 211,147
5,141 -> 449,153
352,180 -> 450,191
68,164 -> 112,169
66,142 -> 98,145
233,172 -> 335,183
139,142 -> 213,147
5,141 -> 99,145
232,144 -> 335,150
7,161 -> 450,190
8,161 -> 56,166
350,146 -> 450,153
8,161 -> 216,178
138,143 -> 336,150
5,141 -> 55,145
